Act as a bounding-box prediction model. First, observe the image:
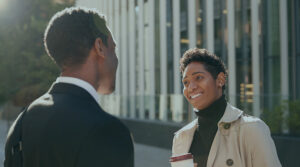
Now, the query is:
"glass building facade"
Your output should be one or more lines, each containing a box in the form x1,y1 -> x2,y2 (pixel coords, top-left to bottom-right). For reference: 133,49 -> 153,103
76,0 -> 300,134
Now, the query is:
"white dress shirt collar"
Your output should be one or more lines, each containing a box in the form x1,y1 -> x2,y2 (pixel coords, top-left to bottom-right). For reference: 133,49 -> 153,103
55,76 -> 100,103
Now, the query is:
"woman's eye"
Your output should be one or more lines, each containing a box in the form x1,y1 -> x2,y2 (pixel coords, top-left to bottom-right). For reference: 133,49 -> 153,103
196,76 -> 202,80
183,81 -> 188,85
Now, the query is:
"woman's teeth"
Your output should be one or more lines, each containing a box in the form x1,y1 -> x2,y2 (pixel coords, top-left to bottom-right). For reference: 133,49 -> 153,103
190,93 -> 202,99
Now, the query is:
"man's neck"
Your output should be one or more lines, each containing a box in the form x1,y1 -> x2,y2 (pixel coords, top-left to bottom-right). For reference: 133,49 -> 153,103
61,70 -> 98,91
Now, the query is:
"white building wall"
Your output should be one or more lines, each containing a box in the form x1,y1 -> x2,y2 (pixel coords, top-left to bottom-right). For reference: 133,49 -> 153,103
74,0 -> 290,125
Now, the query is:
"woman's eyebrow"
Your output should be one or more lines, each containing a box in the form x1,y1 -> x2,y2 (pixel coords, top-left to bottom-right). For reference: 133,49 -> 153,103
183,71 -> 205,79
192,71 -> 204,75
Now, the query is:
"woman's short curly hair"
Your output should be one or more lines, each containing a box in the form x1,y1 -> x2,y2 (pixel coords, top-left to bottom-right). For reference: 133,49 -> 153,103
180,48 -> 228,89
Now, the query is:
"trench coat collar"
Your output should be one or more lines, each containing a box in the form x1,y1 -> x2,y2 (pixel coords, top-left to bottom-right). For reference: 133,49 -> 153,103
218,103 -> 243,126
175,119 -> 198,135
173,103 -> 243,166
173,119 -> 198,154
175,103 -> 243,135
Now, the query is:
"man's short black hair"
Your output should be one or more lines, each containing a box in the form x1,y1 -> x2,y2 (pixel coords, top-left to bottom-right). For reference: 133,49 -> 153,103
180,48 -> 227,89
44,7 -> 110,69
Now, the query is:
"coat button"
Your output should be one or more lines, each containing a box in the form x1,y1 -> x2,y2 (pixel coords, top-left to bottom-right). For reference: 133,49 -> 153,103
224,123 -> 231,129
226,159 -> 234,166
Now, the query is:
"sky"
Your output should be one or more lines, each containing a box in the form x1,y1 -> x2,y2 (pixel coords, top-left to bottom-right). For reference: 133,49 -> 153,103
0,0 -> 16,21
0,0 -> 31,27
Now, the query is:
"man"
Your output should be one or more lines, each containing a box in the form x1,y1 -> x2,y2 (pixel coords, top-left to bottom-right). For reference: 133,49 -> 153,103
4,7 -> 134,167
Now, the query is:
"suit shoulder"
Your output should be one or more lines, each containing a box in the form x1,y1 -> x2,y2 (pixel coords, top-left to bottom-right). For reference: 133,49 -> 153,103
95,112 -> 129,131
28,93 -> 53,108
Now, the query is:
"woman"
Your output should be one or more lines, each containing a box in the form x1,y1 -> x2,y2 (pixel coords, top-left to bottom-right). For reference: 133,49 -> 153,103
172,48 -> 281,167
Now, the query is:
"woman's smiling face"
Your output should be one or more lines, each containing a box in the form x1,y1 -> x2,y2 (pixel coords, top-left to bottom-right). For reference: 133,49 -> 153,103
182,62 -> 224,110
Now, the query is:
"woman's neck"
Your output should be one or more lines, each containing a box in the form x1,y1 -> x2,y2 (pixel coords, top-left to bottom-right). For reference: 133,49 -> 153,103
194,95 -> 227,121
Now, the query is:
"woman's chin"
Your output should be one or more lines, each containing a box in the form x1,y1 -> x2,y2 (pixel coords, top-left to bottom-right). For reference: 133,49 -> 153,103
193,103 -> 209,110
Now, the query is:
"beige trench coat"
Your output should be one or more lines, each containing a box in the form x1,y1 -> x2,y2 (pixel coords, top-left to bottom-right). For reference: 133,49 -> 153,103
172,103 -> 282,167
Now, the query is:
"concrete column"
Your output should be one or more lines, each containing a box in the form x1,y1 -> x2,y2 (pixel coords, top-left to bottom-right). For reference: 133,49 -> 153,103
147,0 -> 156,120
121,0 -> 128,117
187,0 -> 197,122
173,0 -> 180,94
227,0 -> 236,106
129,0 -> 136,118
75,0 -> 83,6
103,0 -> 107,16
108,0 -> 114,29
188,0 -> 196,49
114,0 -> 121,116
84,0 -> 90,8
172,0 -> 184,122
88,0 -> 95,8
279,0 -> 289,133
171,95 -> 184,122
251,0 -> 261,117
138,0 -> 145,119
97,0 -> 103,13
206,0 -> 214,52
159,0 -> 168,121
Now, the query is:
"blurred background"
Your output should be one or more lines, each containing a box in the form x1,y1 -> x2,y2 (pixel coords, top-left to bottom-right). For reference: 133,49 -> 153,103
0,0 -> 299,167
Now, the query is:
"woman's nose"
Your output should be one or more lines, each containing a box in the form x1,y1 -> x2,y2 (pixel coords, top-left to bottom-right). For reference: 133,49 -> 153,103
188,82 -> 197,91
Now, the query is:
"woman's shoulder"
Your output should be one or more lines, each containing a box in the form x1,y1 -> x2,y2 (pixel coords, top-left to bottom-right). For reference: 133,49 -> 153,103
239,113 -> 267,126
224,103 -> 269,130
237,113 -> 271,135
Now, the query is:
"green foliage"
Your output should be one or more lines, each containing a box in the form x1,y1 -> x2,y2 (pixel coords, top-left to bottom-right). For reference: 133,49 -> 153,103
262,100 -> 300,136
0,0 -> 74,106
287,100 -> 300,135
261,104 -> 284,134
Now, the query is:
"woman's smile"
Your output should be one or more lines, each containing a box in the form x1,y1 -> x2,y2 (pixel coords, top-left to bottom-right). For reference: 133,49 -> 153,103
182,62 -> 223,110
190,93 -> 202,99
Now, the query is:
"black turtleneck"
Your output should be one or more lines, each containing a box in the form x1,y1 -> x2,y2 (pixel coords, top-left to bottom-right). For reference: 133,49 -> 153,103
189,95 -> 227,167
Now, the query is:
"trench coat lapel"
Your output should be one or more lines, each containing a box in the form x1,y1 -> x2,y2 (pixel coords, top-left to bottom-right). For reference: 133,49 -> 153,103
206,130 -> 220,167
173,119 -> 198,154
218,103 -> 243,125
207,103 -> 243,167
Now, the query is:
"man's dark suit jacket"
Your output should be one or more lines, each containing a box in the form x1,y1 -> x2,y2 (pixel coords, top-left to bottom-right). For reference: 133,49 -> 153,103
5,82 -> 134,167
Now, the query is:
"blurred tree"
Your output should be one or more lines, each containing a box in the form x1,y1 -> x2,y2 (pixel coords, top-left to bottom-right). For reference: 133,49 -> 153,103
262,100 -> 300,136
287,100 -> 300,135
0,0 -> 74,107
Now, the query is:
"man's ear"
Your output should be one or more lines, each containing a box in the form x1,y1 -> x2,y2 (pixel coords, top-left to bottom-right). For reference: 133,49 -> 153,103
94,37 -> 105,59
217,72 -> 226,87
